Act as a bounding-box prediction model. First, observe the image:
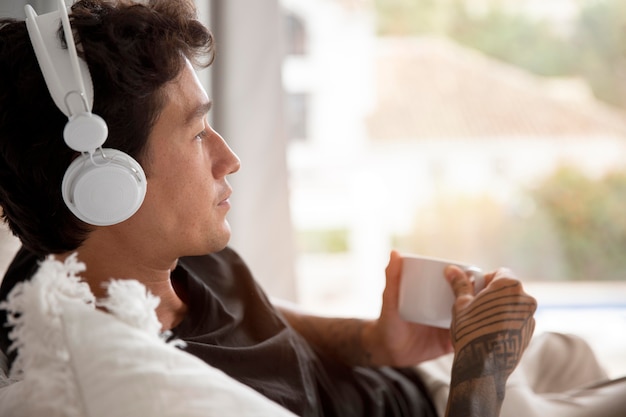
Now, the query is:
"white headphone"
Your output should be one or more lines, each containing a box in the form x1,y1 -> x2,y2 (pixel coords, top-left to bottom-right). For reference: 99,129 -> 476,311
24,0 -> 146,226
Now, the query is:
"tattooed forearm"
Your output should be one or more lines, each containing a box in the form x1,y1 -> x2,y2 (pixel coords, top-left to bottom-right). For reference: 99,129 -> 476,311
452,330 -> 522,400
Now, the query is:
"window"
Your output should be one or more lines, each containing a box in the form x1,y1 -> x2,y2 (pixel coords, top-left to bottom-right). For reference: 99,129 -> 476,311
282,0 -> 626,374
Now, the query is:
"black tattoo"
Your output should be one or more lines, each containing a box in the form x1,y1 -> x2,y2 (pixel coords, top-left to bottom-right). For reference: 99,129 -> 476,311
449,281 -> 536,404
452,330 -> 521,400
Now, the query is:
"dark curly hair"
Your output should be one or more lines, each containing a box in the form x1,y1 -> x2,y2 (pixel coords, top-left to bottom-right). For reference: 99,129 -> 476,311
0,0 -> 214,255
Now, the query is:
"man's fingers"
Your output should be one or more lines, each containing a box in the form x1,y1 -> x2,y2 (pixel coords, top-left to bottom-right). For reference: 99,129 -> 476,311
382,250 -> 402,310
445,265 -> 473,301
484,267 -> 517,287
385,250 -> 402,283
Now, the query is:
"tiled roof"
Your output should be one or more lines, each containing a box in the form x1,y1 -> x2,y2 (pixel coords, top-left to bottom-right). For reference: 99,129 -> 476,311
366,37 -> 626,140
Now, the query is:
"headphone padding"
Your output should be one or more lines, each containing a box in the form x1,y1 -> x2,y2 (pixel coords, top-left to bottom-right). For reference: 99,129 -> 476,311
62,149 -> 147,226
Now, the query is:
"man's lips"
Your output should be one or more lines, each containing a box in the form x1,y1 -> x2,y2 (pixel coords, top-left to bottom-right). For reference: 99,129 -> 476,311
218,189 -> 232,206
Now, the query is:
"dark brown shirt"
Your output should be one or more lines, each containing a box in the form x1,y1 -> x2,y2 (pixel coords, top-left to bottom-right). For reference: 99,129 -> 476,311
1,247 -> 437,417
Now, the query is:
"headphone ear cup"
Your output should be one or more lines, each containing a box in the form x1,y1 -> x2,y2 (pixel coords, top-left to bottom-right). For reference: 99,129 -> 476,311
62,149 -> 147,226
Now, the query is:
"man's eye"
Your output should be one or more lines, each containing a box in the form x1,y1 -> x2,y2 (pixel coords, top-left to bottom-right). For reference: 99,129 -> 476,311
195,130 -> 208,141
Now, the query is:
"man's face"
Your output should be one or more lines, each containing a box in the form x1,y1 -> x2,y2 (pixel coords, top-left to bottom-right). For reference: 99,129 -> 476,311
126,60 -> 240,260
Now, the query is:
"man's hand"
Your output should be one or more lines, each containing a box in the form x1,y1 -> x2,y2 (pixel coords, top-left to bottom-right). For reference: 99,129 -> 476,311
279,249 -> 535,383
279,250 -> 456,368
444,265 -> 537,417
362,250 -> 454,367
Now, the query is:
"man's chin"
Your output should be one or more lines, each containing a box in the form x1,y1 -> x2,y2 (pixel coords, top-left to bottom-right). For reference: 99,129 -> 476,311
204,229 -> 231,255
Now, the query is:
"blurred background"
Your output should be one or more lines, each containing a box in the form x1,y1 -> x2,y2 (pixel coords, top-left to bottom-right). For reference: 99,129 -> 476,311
2,0 -> 625,376
276,0 -> 626,377
280,0 -> 626,307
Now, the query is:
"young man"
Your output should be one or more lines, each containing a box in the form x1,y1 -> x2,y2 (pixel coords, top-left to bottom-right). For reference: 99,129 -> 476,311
0,1 -> 540,416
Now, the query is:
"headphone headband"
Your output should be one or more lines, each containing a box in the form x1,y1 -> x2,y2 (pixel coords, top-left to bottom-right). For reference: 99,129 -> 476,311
24,1 -> 147,226
25,0 -> 94,119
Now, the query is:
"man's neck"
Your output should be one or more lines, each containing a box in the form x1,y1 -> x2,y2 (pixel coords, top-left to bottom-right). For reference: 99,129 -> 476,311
60,239 -> 188,331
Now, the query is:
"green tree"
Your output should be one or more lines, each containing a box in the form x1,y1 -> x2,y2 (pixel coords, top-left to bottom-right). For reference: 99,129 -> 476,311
447,6 -> 577,77
374,0 -> 453,36
572,0 -> 626,108
374,0 -> 626,108
532,166 -> 626,280
393,192 -> 568,282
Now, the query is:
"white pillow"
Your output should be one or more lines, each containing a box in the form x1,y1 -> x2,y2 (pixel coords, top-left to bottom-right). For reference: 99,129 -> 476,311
0,255 -> 296,417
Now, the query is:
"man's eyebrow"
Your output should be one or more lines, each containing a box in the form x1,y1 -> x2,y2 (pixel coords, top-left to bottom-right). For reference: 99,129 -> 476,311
185,100 -> 212,125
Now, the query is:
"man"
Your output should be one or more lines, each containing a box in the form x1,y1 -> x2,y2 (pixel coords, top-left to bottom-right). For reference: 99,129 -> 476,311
0,1 -> 541,416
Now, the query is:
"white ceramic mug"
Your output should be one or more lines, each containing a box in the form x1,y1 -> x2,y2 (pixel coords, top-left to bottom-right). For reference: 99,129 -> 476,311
398,254 -> 485,328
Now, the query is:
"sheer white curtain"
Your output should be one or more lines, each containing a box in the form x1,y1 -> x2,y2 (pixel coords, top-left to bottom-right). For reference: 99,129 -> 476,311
206,0 -> 297,300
